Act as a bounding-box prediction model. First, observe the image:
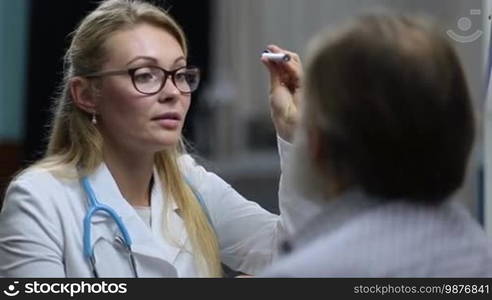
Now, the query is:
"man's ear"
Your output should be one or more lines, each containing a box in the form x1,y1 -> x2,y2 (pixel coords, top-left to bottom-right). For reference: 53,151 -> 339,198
70,77 -> 97,113
307,126 -> 326,166
307,126 -> 342,195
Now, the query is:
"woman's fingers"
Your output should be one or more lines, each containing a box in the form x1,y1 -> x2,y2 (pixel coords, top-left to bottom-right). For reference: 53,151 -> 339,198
264,45 -> 302,93
261,56 -> 282,90
261,44 -> 303,142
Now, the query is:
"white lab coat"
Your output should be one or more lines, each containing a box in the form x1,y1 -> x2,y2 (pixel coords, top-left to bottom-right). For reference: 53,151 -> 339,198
0,138 -> 320,277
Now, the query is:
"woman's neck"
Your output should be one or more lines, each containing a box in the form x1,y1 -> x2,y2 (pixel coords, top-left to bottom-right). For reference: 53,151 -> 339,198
102,141 -> 154,207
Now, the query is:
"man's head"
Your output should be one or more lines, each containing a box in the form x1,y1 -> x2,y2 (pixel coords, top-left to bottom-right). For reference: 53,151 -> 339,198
295,14 -> 475,203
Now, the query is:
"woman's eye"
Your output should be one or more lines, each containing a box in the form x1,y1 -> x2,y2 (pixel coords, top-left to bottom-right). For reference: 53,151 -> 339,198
134,72 -> 155,83
175,72 -> 187,82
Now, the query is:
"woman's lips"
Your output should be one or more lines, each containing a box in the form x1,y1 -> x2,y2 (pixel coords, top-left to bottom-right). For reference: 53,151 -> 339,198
152,112 -> 181,129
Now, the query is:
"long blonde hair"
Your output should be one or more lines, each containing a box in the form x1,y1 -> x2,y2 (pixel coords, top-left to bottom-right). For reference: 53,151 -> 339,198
32,0 -> 222,277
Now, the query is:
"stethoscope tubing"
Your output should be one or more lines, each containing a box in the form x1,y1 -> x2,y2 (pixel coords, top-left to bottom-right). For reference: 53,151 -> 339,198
81,177 -> 136,277
80,175 -> 211,278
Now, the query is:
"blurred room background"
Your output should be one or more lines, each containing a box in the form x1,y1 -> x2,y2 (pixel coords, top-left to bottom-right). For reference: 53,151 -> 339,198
0,0 -> 490,235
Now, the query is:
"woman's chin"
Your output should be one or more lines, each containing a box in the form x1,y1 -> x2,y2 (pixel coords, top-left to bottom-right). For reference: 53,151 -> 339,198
152,136 -> 181,150
133,132 -> 182,153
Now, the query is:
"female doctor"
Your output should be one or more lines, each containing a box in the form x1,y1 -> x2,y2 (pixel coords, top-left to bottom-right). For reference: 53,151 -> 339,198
0,0 -> 307,277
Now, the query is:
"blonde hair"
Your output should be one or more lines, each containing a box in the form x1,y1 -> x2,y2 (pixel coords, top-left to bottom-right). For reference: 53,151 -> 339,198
32,0 -> 222,277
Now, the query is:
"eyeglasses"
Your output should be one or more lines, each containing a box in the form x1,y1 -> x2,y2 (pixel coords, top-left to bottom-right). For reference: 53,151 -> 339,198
83,66 -> 200,95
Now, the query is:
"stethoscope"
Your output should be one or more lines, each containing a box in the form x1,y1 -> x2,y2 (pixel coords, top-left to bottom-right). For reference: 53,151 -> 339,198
81,177 -> 138,278
81,176 -> 211,278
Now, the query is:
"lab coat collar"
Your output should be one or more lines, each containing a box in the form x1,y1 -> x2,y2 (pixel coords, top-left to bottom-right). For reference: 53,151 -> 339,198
86,163 -> 134,219
150,168 -> 179,213
85,163 -> 185,271
149,167 -> 187,248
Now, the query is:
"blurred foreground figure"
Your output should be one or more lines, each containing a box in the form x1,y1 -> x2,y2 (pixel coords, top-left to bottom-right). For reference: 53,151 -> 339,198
263,14 -> 492,277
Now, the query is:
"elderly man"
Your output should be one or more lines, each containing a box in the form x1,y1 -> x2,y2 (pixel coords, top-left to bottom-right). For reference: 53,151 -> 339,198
263,14 -> 492,277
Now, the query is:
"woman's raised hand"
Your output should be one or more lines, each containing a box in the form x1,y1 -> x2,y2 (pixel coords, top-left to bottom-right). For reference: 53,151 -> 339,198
261,45 -> 303,143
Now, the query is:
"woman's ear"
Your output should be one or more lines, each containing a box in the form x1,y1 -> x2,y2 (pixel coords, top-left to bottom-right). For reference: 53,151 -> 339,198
70,76 -> 97,113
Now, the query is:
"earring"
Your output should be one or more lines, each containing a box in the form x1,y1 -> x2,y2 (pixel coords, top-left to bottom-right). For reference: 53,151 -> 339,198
92,113 -> 97,125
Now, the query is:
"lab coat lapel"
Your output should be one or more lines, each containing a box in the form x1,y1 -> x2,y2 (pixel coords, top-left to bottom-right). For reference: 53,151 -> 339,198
150,168 -> 189,256
85,163 -> 183,276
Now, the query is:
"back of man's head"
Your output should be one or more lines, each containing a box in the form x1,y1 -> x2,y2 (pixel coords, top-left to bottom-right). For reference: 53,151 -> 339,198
301,14 -> 475,203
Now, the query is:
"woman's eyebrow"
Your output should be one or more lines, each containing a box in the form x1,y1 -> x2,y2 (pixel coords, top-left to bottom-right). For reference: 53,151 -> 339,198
174,56 -> 186,63
126,56 -> 158,66
126,56 -> 187,67
172,56 -> 187,66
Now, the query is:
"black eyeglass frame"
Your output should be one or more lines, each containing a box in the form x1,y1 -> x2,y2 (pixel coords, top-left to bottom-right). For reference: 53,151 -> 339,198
83,65 -> 201,95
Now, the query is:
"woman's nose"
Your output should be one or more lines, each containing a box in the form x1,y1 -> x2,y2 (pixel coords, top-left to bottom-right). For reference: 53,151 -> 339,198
161,75 -> 180,95
158,75 -> 180,102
